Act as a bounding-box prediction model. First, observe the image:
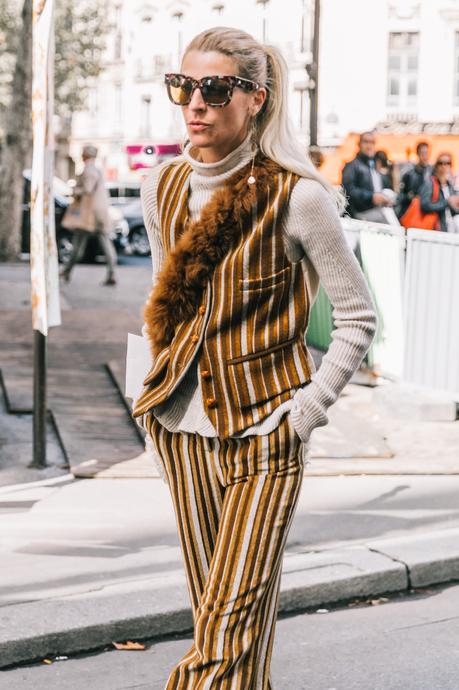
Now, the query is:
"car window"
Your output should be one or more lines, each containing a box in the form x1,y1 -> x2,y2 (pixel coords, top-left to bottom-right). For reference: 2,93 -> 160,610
108,186 -> 140,198
124,187 -> 140,198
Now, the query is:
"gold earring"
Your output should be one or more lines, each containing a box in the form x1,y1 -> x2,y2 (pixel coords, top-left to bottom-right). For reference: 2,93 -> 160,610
248,119 -> 258,185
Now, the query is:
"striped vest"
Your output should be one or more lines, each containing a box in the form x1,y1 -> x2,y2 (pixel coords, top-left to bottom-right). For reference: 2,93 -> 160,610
133,159 -> 312,437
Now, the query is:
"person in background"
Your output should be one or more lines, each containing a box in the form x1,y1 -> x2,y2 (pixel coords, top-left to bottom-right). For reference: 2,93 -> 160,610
341,131 -> 396,223
397,141 -> 432,218
61,145 -> 117,285
419,153 -> 459,232
375,150 -> 395,190
308,145 -> 324,170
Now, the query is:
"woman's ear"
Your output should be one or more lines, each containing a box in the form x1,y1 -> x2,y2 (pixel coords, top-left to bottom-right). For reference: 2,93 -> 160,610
252,87 -> 267,116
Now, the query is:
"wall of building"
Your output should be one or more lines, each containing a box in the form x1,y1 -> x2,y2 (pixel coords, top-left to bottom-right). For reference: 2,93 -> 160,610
70,0 -> 459,180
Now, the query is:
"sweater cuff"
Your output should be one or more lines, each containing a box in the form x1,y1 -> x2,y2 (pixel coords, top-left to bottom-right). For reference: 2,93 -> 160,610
290,389 -> 329,443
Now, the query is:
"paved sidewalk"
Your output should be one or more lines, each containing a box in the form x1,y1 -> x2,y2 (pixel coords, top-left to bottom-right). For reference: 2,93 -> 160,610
1,262 -> 459,668
1,468 -> 459,667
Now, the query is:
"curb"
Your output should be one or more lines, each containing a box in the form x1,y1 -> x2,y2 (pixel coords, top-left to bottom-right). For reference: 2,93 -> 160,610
1,528 -> 459,669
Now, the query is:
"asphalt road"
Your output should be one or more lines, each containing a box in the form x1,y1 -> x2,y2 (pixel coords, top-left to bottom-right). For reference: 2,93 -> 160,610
3,582 -> 459,690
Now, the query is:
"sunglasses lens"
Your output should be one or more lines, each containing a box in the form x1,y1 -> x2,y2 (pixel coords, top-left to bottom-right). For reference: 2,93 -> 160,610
168,76 -> 192,105
201,78 -> 231,105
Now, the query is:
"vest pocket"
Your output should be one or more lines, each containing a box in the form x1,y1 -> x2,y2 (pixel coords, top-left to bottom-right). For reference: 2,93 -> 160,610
239,264 -> 291,291
226,337 -> 310,410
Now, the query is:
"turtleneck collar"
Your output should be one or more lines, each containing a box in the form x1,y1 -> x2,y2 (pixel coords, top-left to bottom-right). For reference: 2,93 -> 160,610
183,133 -> 253,180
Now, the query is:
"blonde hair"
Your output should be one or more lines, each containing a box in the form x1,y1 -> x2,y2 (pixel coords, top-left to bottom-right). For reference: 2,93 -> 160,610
184,27 -> 345,212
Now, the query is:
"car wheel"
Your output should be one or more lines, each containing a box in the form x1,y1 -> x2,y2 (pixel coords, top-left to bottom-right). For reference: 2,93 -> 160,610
130,226 -> 150,256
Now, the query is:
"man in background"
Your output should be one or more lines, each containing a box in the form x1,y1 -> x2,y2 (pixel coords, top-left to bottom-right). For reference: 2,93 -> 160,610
342,131 -> 396,223
397,141 -> 432,219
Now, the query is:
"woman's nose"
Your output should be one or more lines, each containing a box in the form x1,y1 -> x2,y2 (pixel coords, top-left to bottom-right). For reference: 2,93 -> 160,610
188,86 -> 206,111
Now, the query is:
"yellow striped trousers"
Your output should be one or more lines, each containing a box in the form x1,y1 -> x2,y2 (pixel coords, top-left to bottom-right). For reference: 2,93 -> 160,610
148,412 -> 304,689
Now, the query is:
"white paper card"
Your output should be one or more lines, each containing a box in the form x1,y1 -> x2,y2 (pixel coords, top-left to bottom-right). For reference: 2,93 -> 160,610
125,333 -> 152,401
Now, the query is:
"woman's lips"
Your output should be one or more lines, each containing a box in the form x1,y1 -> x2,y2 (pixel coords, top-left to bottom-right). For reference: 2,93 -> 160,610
188,123 -> 210,132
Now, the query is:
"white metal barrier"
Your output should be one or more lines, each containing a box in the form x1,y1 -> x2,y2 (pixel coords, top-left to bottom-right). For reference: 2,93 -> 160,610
342,218 -> 406,380
403,229 -> 459,397
340,219 -> 459,399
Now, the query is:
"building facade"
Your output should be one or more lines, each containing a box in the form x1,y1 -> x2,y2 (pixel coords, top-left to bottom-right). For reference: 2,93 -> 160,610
70,0 -> 459,179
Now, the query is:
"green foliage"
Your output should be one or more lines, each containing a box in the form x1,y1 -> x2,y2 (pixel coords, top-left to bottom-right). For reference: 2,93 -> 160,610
54,1 -> 110,118
0,0 -> 110,119
0,0 -> 20,113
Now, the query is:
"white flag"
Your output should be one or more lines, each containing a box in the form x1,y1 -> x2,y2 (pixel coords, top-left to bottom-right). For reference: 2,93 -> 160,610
30,0 -> 61,335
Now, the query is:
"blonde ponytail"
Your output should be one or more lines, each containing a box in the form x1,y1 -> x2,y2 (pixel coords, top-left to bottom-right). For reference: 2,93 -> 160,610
259,44 -> 345,212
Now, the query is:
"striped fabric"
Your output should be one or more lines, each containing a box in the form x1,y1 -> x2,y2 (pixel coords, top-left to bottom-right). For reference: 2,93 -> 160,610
134,159 -> 312,437
147,411 -> 304,689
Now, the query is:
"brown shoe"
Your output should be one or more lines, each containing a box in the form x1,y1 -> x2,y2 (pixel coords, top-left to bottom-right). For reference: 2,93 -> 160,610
102,276 -> 117,286
59,269 -> 70,283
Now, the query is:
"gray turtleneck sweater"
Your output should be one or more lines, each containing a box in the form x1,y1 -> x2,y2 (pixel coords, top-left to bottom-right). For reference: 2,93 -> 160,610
139,135 -> 377,445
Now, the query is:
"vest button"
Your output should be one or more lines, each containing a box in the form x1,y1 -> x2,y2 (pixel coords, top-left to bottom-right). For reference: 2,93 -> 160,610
199,305 -> 206,315
206,397 -> 217,408
190,334 -> 199,343
201,369 -> 212,379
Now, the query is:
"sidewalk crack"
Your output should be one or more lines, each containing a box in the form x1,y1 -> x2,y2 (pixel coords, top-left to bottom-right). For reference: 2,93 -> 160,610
367,546 -> 411,589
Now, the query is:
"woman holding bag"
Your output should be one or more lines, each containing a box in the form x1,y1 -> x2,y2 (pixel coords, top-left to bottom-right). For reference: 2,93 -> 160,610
419,153 -> 459,232
133,27 -> 377,689
61,144 -> 117,285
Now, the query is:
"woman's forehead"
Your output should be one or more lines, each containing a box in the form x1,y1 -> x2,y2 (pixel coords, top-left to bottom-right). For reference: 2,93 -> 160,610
181,50 -> 238,78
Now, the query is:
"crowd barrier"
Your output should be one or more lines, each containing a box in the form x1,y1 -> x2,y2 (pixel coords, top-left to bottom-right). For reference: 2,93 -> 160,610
306,218 -> 459,399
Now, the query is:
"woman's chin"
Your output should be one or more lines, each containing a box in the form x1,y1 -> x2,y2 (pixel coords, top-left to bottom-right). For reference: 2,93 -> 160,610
188,131 -> 214,149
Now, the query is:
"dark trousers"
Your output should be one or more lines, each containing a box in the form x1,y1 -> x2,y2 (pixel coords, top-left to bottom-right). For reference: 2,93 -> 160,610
63,229 -> 117,278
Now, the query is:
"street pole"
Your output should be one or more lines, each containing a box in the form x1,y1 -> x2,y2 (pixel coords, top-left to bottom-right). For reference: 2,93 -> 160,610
256,0 -> 270,42
308,0 -> 320,146
31,330 -> 47,467
171,10 -> 183,66
30,0 -> 61,468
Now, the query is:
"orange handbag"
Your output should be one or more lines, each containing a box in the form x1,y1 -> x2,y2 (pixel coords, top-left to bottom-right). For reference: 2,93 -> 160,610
400,177 -> 440,230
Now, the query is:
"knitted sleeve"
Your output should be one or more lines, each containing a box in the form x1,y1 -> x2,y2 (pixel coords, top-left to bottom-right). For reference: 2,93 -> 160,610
284,178 -> 378,443
140,167 -> 165,288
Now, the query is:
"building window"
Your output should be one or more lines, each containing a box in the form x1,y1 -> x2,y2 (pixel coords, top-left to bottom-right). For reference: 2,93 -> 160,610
454,32 -> 459,106
153,55 -> 166,76
387,32 -> 419,109
115,83 -> 122,128
141,95 -> 152,138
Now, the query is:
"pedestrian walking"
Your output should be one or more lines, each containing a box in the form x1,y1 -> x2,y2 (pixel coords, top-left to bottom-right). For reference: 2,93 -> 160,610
342,131 -> 398,224
419,153 -> 459,232
397,141 -> 432,218
132,26 -> 377,689
60,144 -> 117,285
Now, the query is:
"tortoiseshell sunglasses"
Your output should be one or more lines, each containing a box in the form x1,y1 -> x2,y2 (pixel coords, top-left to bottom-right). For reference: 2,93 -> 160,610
165,73 -> 260,108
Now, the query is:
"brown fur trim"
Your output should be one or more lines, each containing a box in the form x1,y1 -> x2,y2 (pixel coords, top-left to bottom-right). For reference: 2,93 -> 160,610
144,155 -> 286,357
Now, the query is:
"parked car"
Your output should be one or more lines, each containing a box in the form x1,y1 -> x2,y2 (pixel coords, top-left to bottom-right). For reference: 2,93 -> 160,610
106,181 -> 141,207
21,171 -> 130,263
122,198 -> 150,256
105,182 -> 150,256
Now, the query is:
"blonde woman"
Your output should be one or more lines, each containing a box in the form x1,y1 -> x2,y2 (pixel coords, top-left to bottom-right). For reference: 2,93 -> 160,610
133,27 -> 377,689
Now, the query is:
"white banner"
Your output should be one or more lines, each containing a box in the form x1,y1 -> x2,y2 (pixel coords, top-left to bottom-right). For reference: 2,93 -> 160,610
30,0 -> 60,335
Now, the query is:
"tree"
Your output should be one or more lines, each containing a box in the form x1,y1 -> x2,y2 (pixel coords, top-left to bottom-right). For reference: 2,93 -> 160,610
0,0 -> 20,129
0,0 -> 32,260
0,0 -> 110,260
54,2 -> 109,119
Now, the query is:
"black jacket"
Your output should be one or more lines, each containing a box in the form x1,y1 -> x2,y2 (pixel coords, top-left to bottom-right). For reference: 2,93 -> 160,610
398,164 -> 432,218
342,153 -> 392,217
419,176 -> 458,232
